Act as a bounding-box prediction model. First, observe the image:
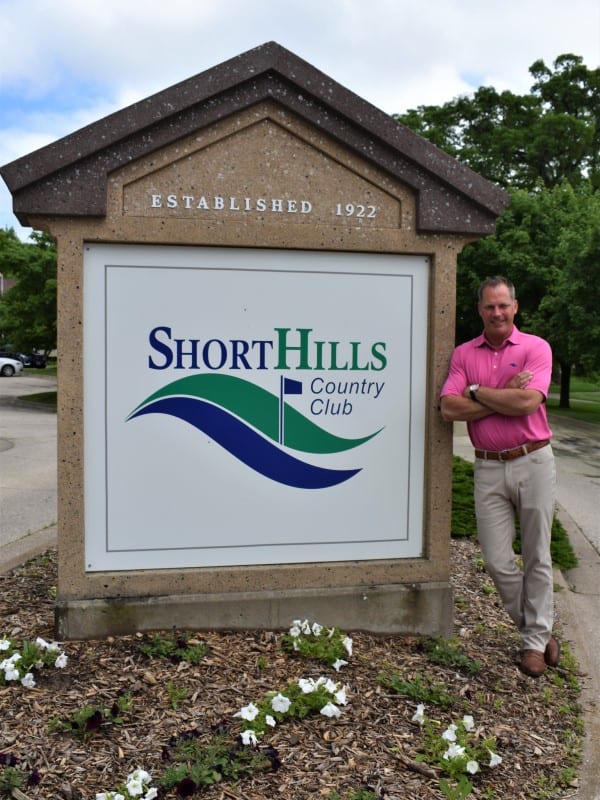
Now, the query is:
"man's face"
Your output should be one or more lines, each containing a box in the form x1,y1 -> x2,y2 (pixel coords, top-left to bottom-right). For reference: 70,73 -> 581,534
478,284 -> 518,346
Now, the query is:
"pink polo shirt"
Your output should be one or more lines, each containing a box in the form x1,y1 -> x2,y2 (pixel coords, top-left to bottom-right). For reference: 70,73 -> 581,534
440,326 -> 553,451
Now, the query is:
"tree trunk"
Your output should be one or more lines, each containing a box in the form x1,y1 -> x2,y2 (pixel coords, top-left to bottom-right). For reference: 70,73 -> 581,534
559,362 -> 571,408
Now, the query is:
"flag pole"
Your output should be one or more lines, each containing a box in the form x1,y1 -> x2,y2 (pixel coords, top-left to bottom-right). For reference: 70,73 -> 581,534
279,375 -> 284,445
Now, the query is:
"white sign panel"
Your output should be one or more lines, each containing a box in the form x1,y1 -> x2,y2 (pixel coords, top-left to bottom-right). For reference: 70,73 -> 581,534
83,245 -> 429,571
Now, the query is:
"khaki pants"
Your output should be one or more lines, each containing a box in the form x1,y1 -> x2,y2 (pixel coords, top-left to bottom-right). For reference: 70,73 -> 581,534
474,444 -> 556,652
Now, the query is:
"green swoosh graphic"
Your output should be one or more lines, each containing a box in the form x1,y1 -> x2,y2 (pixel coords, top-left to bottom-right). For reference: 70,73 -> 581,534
129,374 -> 381,454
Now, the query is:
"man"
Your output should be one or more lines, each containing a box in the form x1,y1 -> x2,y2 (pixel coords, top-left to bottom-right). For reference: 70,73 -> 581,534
440,276 -> 559,678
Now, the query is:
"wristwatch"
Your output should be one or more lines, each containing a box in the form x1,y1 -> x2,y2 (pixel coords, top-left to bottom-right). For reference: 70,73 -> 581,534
468,384 -> 480,402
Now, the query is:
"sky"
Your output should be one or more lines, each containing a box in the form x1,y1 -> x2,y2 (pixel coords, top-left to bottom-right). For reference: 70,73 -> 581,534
1,0 -> 599,240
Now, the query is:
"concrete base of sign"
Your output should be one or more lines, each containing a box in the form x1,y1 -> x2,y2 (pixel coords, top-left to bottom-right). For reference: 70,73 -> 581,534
55,581 -> 453,640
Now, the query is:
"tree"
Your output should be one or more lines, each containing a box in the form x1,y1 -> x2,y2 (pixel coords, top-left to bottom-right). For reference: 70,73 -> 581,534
457,182 -> 600,407
531,184 -> 600,405
0,228 -> 57,354
396,54 -> 600,190
396,54 -> 600,405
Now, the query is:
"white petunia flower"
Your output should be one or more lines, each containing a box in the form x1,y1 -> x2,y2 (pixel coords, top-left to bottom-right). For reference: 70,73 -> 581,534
298,677 -> 317,694
0,638 -> 10,651
125,779 -> 144,797
234,702 -> 260,721
342,636 -> 353,656
265,715 -> 276,727
442,724 -> 458,742
323,678 -> 338,694
271,693 -> 291,713
240,729 -> 258,746
129,769 -> 151,784
412,704 -> 426,725
466,760 -> 480,774
21,672 -> 36,688
332,658 -> 348,671
144,789 -> 158,800
311,622 -> 323,636
443,743 -> 466,760
488,750 -> 503,767
462,714 -> 475,732
2,662 -> 20,681
320,702 -> 342,718
334,686 -> 347,706
288,625 -> 301,638
36,637 -> 60,652
55,652 -> 68,669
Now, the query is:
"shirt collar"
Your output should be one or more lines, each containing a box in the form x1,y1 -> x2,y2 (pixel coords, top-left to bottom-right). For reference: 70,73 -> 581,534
474,324 -> 521,349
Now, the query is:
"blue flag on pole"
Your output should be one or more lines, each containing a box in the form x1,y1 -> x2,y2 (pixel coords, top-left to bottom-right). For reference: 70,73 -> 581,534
283,377 -> 303,395
279,377 -> 303,444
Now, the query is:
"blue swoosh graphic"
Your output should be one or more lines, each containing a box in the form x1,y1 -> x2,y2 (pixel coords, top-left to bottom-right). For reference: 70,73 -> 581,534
128,396 -> 361,489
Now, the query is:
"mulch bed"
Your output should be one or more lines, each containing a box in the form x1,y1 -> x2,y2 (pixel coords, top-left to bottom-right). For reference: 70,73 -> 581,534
0,539 -> 582,799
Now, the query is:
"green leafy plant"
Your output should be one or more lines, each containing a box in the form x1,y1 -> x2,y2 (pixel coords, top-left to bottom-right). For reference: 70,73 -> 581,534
327,788 -> 382,800
424,638 -> 482,675
51,692 -> 133,739
281,619 -> 352,668
137,631 -> 207,665
378,670 -> 456,709
0,766 -> 22,796
166,681 -> 188,710
160,728 -> 279,795
0,634 -> 67,687
0,754 -> 41,797
439,775 -> 475,799
234,675 -> 348,742
96,768 -> 157,800
412,706 -> 502,796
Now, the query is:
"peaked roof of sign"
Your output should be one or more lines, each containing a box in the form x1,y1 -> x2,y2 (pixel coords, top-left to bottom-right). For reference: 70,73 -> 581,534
1,41 -> 508,233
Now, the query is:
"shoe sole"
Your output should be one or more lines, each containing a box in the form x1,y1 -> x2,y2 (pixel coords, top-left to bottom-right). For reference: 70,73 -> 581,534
545,637 -> 561,667
519,664 -> 546,678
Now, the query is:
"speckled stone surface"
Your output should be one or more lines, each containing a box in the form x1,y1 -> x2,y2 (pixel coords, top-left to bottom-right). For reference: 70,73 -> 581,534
0,43 -> 508,638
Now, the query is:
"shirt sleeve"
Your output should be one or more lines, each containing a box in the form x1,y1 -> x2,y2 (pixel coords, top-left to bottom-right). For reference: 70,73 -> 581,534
440,345 -> 468,398
522,337 -> 553,398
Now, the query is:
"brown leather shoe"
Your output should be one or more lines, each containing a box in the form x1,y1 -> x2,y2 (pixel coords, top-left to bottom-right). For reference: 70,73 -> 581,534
544,636 -> 561,667
520,649 -> 547,678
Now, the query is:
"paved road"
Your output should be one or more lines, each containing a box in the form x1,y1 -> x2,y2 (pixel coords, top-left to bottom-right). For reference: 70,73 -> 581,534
0,373 -> 57,549
550,415 -> 600,554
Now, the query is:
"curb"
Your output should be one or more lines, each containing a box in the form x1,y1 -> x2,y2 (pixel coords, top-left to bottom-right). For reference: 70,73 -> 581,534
554,504 -> 600,800
0,526 -> 57,575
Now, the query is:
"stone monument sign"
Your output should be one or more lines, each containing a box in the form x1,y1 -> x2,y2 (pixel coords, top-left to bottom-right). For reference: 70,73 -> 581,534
0,43 -> 508,639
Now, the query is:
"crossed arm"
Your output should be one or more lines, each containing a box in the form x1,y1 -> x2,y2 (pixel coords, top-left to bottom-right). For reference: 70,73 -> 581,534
440,370 -> 545,423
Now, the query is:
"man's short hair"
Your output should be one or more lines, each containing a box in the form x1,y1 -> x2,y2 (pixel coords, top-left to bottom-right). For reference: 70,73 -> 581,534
478,276 -> 516,303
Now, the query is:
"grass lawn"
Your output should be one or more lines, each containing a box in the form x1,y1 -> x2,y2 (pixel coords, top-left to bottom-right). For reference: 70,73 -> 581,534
549,375 -> 600,425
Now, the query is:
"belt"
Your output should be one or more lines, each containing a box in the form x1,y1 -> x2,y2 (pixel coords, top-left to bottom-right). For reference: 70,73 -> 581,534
474,439 -> 550,462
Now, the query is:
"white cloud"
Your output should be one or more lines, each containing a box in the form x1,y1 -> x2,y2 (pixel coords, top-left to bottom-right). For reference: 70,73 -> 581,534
1,0 -> 598,236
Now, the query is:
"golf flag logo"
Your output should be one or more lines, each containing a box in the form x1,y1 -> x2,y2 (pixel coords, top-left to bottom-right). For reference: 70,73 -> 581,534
128,374 -> 381,489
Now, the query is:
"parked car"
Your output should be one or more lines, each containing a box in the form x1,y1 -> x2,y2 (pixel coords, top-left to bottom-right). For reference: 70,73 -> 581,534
24,352 -> 47,368
0,349 -> 47,368
0,356 -> 24,377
